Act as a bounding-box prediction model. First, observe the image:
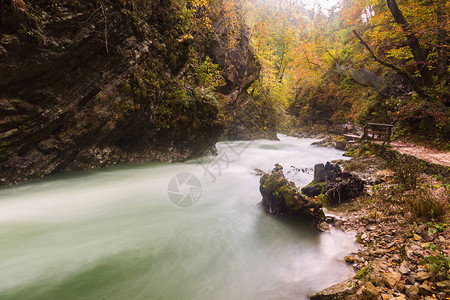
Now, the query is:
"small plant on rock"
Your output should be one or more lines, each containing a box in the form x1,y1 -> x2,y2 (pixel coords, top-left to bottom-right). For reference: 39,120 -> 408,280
423,243 -> 450,280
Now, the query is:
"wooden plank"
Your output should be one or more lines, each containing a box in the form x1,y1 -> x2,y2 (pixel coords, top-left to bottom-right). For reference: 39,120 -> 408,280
366,123 -> 394,127
367,130 -> 389,135
343,134 -> 361,140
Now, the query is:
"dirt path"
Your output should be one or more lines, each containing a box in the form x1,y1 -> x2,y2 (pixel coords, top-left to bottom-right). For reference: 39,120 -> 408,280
391,142 -> 450,167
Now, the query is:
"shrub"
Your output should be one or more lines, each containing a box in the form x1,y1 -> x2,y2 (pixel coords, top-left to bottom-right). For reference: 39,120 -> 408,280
403,188 -> 447,223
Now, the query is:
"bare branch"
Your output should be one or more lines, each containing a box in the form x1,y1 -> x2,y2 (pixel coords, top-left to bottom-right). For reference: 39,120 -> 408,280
324,49 -> 338,64
352,29 -> 424,97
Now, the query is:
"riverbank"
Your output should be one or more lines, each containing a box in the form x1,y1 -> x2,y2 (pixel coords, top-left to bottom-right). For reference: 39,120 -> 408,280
309,144 -> 450,299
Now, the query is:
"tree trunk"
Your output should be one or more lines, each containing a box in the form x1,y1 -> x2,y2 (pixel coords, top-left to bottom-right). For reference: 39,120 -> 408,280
386,0 -> 434,88
435,0 -> 448,78
352,30 -> 424,98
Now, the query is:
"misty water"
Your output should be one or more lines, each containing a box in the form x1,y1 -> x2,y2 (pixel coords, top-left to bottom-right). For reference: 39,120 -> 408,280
0,135 -> 357,300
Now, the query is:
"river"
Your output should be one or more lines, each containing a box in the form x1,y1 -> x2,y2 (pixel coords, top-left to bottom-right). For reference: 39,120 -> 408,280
0,135 -> 356,300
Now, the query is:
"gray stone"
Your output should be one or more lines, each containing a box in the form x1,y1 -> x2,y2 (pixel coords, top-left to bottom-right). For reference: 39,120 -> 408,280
415,271 -> 430,282
374,249 -> 385,256
399,261 -> 410,275
368,273 -> 384,287
395,282 -> 405,293
405,285 -> 420,300
413,249 -> 423,256
417,266 -> 427,272
360,282 -> 382,300
383,272 -> 401,288
334,219 -> 344,229
421,231 -> 434,242
335,140 -> 347,150
415,224 -> 427,234
345,255 -> 356,263
318,222 -> 331,232
436,280 -> 450,293
391,254 -> 402,263
419,282 -> 433,296
309,279 -> 358,299
385,241 -> 396,249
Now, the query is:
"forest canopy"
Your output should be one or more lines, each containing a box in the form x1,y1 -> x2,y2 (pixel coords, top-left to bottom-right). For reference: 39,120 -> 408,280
1,0 -> 449,147
240,0 -> 449,146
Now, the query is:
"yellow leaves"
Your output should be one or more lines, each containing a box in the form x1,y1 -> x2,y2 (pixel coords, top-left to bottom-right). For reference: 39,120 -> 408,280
177,34 -> 194,43
196,56 -> 225,89
190,0 -> 208,9
386,47 -> 413,60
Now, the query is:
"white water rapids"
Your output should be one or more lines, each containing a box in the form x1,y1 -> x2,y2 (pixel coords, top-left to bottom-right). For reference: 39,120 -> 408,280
0,135 -> 356,300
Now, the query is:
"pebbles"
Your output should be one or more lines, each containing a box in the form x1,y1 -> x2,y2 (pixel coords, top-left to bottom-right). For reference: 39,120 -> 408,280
310,199 -> 449,299
309,154 -> 449,300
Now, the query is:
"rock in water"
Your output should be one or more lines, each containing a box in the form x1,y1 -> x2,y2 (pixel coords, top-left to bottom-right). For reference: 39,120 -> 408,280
259,164 -> 325,228
301,162 -> 364,204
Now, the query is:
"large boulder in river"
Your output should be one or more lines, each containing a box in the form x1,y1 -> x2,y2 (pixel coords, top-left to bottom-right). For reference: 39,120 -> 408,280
259,164 -> 325,227
301,162 -> 364,205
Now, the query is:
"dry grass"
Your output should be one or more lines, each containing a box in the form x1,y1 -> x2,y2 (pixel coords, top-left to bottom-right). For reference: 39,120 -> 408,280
402,188 -> 448,223
370,173 -> 449,223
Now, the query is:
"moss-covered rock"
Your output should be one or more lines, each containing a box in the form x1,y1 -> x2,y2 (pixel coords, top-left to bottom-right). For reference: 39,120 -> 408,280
259,164 -> 325,228
301,162 -> 365,205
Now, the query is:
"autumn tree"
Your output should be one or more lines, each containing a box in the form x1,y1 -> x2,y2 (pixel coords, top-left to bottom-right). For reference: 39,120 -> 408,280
344,0 -> 449,99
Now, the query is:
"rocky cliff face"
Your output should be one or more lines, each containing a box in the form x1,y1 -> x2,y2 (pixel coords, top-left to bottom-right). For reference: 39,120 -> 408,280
0,0 -> 260,185
208,16 -> 277,141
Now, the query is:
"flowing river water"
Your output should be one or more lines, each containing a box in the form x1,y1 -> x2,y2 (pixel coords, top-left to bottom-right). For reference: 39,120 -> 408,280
0,135 -> 357,300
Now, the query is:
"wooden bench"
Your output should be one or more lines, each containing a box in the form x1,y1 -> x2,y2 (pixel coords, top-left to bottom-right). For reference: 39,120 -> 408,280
343,123 -> 393,145
363,123 -> 393,144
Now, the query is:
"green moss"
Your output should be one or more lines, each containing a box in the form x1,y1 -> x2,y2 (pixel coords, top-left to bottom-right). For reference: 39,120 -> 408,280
123,84 -> 132,94
261,172 -> 306,209
354,264 -> 372,279
140,87 -> 147,100
305,181 -> 325,188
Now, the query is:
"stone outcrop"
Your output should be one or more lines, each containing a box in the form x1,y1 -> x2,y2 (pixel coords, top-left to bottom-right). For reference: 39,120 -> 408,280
0,0 -> 260,185
301,162 -> 364,204
209,16 -> 276,140
259,164 -> 325,228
